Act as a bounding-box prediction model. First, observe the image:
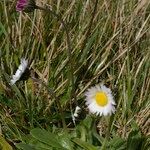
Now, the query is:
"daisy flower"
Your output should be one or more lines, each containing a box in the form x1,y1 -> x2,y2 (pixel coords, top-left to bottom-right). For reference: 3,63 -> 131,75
85,84 -> 116,116
16,0 -> 37,12
10,58 -> 28,85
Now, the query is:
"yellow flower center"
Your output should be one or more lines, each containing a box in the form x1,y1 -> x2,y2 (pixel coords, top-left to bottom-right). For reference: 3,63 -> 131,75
95,92 -> 108,106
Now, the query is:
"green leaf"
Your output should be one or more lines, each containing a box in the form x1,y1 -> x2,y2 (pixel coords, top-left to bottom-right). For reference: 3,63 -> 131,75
72,138 -> 98,150
30,138 -> 53,150
79,29 -> 99,63
82,115 -> 93,130
0,22 -> 7,36
30,128 -> 63,149
127,130 -> 143,150
76,126 -> 87,141
16,141 -> 53,150
0,94 -> 13,107
58,133 -> 74,150
0,135 -> 13,150
108,136 -> 126,150
16,143 -> 36,150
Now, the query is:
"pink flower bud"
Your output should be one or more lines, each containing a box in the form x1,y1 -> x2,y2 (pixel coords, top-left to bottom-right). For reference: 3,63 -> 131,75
16,0 -> 37,12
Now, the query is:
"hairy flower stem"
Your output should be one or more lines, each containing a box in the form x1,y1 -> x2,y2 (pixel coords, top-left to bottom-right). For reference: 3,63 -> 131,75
101,117 -> 111,150
36,5 -> 78,110
31,76 -> 67,129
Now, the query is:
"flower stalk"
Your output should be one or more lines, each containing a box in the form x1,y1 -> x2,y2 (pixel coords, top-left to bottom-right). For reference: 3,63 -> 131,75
100,116 -> 111,150
16,0 -> 77,106
16,0 -> 78,127
31,76 -> 67,129
36,5 -> 77,106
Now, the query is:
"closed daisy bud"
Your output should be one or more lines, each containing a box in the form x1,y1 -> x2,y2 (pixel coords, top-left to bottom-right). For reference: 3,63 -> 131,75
10,58 -> 28,85
85,84 -> 116,116
73,106 -> 81,118
16,0 -> 37,12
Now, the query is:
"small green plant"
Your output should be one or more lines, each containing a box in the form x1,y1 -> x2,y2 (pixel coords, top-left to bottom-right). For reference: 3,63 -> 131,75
16,116 -> 149,150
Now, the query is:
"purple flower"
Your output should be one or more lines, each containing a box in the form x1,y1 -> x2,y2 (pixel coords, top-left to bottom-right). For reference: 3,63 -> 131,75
16,0 -> 37,12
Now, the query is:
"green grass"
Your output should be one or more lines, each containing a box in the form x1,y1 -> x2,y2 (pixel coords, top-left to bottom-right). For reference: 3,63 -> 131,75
0,0 -> 150,149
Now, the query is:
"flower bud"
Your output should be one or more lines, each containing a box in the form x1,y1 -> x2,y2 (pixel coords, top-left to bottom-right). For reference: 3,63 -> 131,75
16,0 -> 37,13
